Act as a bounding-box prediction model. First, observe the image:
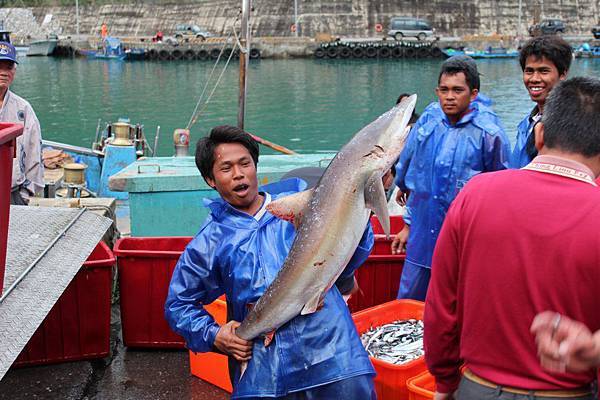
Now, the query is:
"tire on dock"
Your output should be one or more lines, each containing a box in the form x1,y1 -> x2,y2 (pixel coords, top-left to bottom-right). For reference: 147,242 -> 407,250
378,46 -> 391,58
339,46 -> 351,58
431,47 -> 443,58
171,49 -> 183,60
404,47 -> 417,58
147,49 -> 159,60
365,46 -> 377,58
197,49 -> 209,60
391,46 -> 404,58
158,49 -> 171,61
416,47 -> 431,58
314,47 -> 325,58
326,46 -> 339,58
249,48 -> 261,59
210,48 -> 222,59
352,47 -> 365,58
184,49 -> 196,60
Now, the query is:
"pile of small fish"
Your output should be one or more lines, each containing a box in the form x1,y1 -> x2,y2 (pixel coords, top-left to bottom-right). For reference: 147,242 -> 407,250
360,319 -> 424,365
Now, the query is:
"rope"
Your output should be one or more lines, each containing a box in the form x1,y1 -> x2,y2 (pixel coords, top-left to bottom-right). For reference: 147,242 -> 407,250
186,12 -> 242,130
188,33 -> 239,129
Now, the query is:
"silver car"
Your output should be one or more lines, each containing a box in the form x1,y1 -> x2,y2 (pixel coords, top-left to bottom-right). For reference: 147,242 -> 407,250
388,17 -> 435,41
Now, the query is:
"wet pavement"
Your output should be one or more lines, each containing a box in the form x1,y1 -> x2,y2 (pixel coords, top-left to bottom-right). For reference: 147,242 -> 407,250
0,305 -> 230,400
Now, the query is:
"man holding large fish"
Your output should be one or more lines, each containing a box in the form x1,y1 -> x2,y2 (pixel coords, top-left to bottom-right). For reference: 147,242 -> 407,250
165,99 -> 416,399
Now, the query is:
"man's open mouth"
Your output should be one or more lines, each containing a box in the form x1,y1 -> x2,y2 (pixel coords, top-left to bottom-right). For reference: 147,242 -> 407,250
233,184 -> 249,193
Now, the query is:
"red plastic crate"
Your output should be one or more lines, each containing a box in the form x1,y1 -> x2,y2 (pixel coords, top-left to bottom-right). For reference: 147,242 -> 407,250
347,235 -> 405,313
0,122 -> 24,295
189,296 -> 233,393
113,236 -> 193,348
370,215 -> 405,235
407,370 -> 435,400
13,241 -> 115,366
353,300 -> 427,400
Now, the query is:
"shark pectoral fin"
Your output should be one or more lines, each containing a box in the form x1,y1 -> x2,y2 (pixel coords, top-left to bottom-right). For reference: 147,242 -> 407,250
263,330 -> 276,347
365,172 -> 390,238
265,189 -> 313,228
300,291 -> 325,315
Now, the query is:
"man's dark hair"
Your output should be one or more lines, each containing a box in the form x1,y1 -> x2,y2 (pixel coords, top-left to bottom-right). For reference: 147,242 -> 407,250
195,125 -> 259,182
438,59 -> 480,91
542,77 -> 600,157
519,35 -> 572,76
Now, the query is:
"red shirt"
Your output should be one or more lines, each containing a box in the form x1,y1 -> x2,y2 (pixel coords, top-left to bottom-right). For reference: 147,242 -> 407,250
424,156 -> 600,393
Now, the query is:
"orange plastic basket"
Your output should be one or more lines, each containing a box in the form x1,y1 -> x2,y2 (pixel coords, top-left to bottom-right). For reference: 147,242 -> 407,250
189,296 -> 232,393
353,299 -> 427,400
407,370 -> 435,400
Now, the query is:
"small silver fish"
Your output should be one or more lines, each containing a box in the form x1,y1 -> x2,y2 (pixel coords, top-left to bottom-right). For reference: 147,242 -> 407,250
360,319 -> 424,365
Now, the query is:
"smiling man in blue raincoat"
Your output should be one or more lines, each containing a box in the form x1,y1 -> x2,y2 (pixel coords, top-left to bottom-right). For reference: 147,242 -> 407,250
391,58 -> 510,301
165,125 -> 376,399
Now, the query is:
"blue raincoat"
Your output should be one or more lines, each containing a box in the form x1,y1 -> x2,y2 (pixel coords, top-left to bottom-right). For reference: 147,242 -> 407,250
509,107 -> 540,169
394,105 -> 509,300
165,178 -> 375,399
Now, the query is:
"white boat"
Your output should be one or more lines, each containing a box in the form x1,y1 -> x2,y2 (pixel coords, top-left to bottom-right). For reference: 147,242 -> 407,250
26,38 -> 58,56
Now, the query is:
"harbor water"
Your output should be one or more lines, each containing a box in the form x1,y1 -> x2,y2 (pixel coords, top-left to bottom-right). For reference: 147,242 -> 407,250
12,57 -> 600,156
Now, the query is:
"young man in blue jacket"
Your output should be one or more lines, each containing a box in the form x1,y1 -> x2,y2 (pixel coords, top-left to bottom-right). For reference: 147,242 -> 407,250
165,125 -> 376,399
509,35 -> 572,168
391,58 -> 509,301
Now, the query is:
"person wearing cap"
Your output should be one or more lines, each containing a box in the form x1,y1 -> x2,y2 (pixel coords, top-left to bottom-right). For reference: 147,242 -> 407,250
509,35 -> 572,169
0,41 -> 44,205
391,57 -> 509,301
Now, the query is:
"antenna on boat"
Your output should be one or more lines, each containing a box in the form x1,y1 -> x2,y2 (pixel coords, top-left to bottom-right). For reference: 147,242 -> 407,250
237,0 -> 251,129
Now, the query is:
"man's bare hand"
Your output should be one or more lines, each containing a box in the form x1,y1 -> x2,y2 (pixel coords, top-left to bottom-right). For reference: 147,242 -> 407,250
391,225 -> 410,255
214,320 -> 253,361
396,190 -> 409,206
531,311 -> 600,373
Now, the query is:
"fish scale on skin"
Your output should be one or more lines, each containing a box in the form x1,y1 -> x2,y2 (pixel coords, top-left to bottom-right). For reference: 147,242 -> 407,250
236,96 -> 417,346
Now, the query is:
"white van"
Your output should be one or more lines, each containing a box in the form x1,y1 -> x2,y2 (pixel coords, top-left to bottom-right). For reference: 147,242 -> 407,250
388,17 -> 435,41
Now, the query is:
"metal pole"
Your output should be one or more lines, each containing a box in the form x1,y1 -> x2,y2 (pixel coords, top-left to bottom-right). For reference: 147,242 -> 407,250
238,0 -> 251,129
518,0 -> 522,39
294,0 -> 298,37
75,0 -> 80,37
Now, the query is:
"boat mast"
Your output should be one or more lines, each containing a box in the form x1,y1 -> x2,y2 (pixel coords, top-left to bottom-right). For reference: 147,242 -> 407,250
238,0 -> 251,129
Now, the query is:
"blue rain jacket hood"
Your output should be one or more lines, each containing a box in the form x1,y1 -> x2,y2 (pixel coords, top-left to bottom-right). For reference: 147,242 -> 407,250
394,104 -> 509,270
165,178 -> 375,398
419,93 -> 503,127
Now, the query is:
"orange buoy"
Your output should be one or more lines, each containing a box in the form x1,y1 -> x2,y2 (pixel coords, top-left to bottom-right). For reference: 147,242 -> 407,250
291,24 -> 297,33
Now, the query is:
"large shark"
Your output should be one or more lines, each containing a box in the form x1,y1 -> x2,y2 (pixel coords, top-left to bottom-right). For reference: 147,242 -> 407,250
236,95 -> 417,344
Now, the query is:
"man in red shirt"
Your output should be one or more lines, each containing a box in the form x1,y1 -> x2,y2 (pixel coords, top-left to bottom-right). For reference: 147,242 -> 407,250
424,76 -> 600,400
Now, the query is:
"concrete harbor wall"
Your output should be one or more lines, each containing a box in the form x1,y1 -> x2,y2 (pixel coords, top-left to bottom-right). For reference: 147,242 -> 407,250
3,0 -> 599,41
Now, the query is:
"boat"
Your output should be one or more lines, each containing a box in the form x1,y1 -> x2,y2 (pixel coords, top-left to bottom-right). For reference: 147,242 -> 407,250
26,36 -> 58,56
574,43 -> 600,58
94,37 -> 127,61
442,47 -> 518,59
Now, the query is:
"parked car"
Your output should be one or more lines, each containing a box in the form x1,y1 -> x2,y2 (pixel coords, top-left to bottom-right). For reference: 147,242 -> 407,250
528,19 -> 566,36
592,25 -> 600,39
174,24 -> 213,41
387,17 -> 435,41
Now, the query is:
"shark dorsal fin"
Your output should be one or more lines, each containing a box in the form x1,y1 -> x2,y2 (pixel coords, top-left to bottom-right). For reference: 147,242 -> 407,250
266,189 -> 313,228
365,172 -> 390,238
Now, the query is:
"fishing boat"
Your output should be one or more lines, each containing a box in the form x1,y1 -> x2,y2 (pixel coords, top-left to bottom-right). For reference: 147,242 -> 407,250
94,37 -> 127,61
574,43 -> 600,58
26,36 -> 58,56
442,47 -> 518,59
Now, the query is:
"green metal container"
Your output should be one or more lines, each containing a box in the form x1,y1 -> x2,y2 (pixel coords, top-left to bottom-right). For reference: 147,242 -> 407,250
108,154 -> 335,237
